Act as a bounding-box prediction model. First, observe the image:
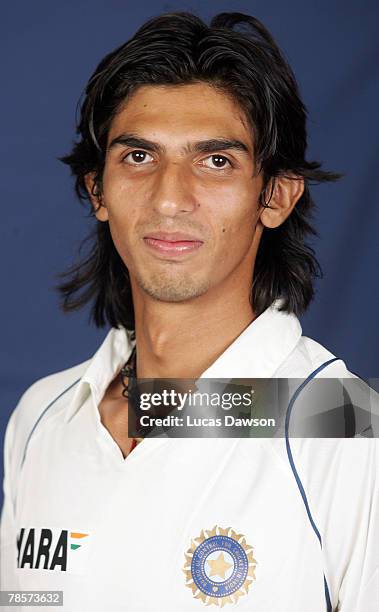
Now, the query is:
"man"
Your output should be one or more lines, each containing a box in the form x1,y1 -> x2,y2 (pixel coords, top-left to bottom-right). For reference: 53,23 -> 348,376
1,11 -> 378,612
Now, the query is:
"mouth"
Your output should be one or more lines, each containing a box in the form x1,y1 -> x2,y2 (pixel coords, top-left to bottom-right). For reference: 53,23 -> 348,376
143,232 -> 204,257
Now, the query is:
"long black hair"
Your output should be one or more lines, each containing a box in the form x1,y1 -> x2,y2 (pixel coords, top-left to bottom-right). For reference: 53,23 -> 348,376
56,11 -> 340,330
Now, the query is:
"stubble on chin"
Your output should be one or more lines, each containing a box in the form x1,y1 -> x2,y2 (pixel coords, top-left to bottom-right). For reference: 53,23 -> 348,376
135,268 -> 211,302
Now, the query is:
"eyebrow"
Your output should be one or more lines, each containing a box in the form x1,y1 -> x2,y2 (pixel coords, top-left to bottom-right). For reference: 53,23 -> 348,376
108,134 -> 162,154
107,133 -> 251,157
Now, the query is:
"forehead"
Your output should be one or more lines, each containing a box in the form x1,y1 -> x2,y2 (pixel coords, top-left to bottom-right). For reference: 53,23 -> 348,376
107,82 -> 253,146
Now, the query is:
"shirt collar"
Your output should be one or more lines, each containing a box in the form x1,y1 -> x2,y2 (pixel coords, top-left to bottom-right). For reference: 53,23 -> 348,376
64,326 -> 135,423
200,298 -> 302,378
64,298 -> 302,423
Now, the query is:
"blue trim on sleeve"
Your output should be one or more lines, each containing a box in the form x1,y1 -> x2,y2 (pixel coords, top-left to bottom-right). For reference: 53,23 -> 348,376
20,378 -> 81,468
285,357 -> 340,612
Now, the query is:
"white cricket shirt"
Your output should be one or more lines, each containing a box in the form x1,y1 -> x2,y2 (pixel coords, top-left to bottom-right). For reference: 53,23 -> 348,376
1,300 -> 378,611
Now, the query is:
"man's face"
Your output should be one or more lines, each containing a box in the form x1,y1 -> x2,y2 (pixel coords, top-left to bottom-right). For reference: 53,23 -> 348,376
96,82 -> 264,303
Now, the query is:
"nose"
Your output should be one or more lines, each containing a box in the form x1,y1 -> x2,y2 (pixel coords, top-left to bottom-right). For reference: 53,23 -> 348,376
150,161 -> 197,217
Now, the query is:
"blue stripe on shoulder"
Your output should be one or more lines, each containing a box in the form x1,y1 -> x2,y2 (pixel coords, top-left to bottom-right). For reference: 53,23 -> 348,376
21,377 -> 81,468
285,357 -> 340,612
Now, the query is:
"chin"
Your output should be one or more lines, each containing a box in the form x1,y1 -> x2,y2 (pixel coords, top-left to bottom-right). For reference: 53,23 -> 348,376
137,273 -> 211,303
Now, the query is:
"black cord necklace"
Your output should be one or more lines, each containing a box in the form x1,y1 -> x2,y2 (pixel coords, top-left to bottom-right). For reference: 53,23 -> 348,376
120,345 -> 137,399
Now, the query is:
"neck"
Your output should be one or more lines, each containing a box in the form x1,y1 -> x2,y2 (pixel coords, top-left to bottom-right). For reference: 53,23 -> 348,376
132,280 -> 256,379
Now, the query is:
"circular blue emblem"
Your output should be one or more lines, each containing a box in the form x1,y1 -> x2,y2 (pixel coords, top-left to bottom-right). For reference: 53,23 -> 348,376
191,535 -> 248,598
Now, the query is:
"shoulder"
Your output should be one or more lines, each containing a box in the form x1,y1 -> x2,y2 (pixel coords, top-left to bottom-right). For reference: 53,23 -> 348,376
274,333 -> 379,437
275,334 -> 354,378
3,359 -> 90,479
11,359 -> 90,429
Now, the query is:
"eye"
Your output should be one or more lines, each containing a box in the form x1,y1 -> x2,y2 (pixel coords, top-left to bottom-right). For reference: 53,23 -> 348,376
201,155 -> 232,170
123,150 -> 154,165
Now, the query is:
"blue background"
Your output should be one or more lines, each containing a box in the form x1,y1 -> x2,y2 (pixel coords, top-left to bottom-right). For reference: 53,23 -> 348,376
1,1 -> 378,507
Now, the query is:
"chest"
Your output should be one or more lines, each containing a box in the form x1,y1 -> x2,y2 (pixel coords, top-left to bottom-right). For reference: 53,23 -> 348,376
13,437 -> 328,610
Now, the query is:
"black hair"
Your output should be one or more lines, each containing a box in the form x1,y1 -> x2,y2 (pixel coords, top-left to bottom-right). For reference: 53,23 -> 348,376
56,11 -> 340,330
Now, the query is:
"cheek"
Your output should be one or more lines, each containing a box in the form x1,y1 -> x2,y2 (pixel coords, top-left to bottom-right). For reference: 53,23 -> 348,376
209,221 -> 253,273
102,176 -> 138,226
213,190 -> 258,243
103,172 -> 154,232
104,200 -> 140,264
103,163 -> 139,205
208,192 -> 259,267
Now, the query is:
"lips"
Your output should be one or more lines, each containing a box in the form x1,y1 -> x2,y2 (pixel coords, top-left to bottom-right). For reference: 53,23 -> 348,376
144,231 -> 203,242
143,231 -> 204,256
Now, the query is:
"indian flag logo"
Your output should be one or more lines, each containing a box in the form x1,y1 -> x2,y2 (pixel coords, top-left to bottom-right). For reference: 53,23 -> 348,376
70,532 -> 89,551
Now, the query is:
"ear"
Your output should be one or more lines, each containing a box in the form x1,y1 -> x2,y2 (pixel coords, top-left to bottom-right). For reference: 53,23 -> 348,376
259,175 -> 304,229
84,172 -> 109,222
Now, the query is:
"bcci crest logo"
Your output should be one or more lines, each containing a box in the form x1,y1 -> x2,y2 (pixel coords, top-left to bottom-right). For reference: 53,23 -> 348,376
183,525 -> 257,606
